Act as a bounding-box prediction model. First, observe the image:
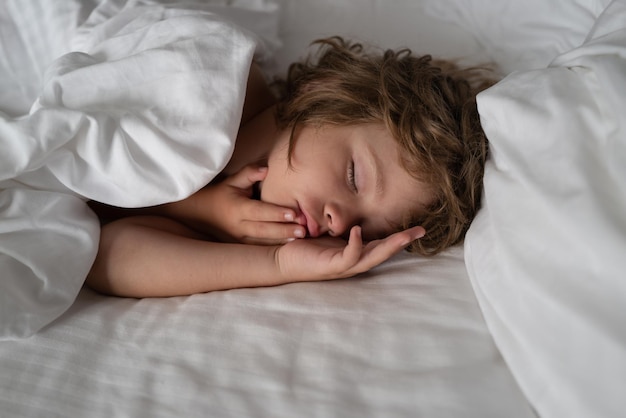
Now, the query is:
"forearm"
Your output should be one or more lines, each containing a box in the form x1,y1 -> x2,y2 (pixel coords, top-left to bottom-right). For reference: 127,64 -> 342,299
86,216 -> 285,298
86,214 -> 423,298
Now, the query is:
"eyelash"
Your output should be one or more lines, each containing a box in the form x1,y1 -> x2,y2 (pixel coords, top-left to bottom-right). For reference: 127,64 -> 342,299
348,160 -> 358,193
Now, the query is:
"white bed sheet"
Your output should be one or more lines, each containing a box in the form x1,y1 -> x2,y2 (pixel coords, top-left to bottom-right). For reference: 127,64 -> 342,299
0,0 -> 536,417
0,247 -> 535,418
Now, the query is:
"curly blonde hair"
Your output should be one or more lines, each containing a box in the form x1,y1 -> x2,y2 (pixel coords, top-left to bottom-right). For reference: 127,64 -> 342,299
273,37 -> 496,255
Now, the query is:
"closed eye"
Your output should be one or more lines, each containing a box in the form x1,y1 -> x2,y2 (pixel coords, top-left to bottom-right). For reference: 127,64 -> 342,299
347,160 -> 358,193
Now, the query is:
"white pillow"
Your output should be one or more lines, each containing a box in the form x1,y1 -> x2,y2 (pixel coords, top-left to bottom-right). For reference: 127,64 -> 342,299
464,1 -> 626,417
424,0 -> 611,74
273,0 -> 488,73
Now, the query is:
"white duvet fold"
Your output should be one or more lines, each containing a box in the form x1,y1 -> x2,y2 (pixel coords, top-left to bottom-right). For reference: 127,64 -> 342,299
0,2 -> 261,339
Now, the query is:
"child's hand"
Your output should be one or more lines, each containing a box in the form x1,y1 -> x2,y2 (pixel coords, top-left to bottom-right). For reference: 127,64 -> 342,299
274,225 -> 426,281
190,165 -> 306,244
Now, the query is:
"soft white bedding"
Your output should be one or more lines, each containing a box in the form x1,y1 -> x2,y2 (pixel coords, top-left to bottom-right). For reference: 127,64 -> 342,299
424,0 -> 611,74
464,0 -> 626,416
0,247 -> 535,417
1,0 -> 623,417
0,0 -> 273,338
0,1 -> 535,417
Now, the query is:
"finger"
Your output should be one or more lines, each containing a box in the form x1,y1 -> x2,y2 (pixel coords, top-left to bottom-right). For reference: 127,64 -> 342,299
240,220 -> 306,241
335,226 -> 364,269
241,199 -> 299,224
349,227 -> 424,274
227,165 -> 268,189
395,225 -> 426,246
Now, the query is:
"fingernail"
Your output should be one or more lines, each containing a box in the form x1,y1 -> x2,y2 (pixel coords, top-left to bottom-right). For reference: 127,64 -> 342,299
284,212 -> 294,221
294,228 -> 305,238
258,166 -> 268,172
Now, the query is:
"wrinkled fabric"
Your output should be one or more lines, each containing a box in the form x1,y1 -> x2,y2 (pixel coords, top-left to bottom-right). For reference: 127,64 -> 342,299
0,1 -> 262,339
465,1 -> 626,416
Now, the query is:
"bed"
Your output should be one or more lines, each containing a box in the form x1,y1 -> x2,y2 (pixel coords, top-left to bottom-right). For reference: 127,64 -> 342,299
1,0 -> 625,417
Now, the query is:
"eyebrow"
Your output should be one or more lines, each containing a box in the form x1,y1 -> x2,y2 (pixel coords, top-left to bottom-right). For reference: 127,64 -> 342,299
364,142 -> 384,196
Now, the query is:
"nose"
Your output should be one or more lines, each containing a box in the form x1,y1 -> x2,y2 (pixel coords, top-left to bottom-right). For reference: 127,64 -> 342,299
324,202 -> 357,237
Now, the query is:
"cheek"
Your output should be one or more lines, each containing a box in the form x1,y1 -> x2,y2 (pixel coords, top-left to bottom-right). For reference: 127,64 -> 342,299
259,166 -> 293,206
259,174 -> 278,204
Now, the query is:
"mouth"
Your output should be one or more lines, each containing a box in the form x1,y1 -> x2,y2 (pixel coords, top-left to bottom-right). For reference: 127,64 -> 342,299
298,204 -> 320,238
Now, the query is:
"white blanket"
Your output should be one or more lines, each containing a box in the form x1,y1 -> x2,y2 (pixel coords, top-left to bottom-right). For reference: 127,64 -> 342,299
0,1 -> 270,339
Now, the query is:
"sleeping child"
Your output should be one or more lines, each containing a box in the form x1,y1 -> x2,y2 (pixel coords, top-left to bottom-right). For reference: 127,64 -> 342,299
86,37 -> 495,297
0,4 -> 493,337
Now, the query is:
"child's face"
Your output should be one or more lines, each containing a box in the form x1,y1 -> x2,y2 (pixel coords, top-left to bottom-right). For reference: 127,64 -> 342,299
260,123 -> 434,240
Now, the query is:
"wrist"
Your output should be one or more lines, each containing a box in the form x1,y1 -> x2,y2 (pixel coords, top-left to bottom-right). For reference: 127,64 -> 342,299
269,244 -> 287,282
163,191 -> 218,233
271,242 -> 320,283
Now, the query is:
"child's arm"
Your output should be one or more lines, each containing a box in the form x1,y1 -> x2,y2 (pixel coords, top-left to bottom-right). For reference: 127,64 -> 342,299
89,165 -> 305,244
86,216 -> 287,297
86,215 -> 425,298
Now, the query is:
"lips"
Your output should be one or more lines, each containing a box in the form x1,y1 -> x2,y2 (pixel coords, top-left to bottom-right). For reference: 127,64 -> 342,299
298,205 -> 321,237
